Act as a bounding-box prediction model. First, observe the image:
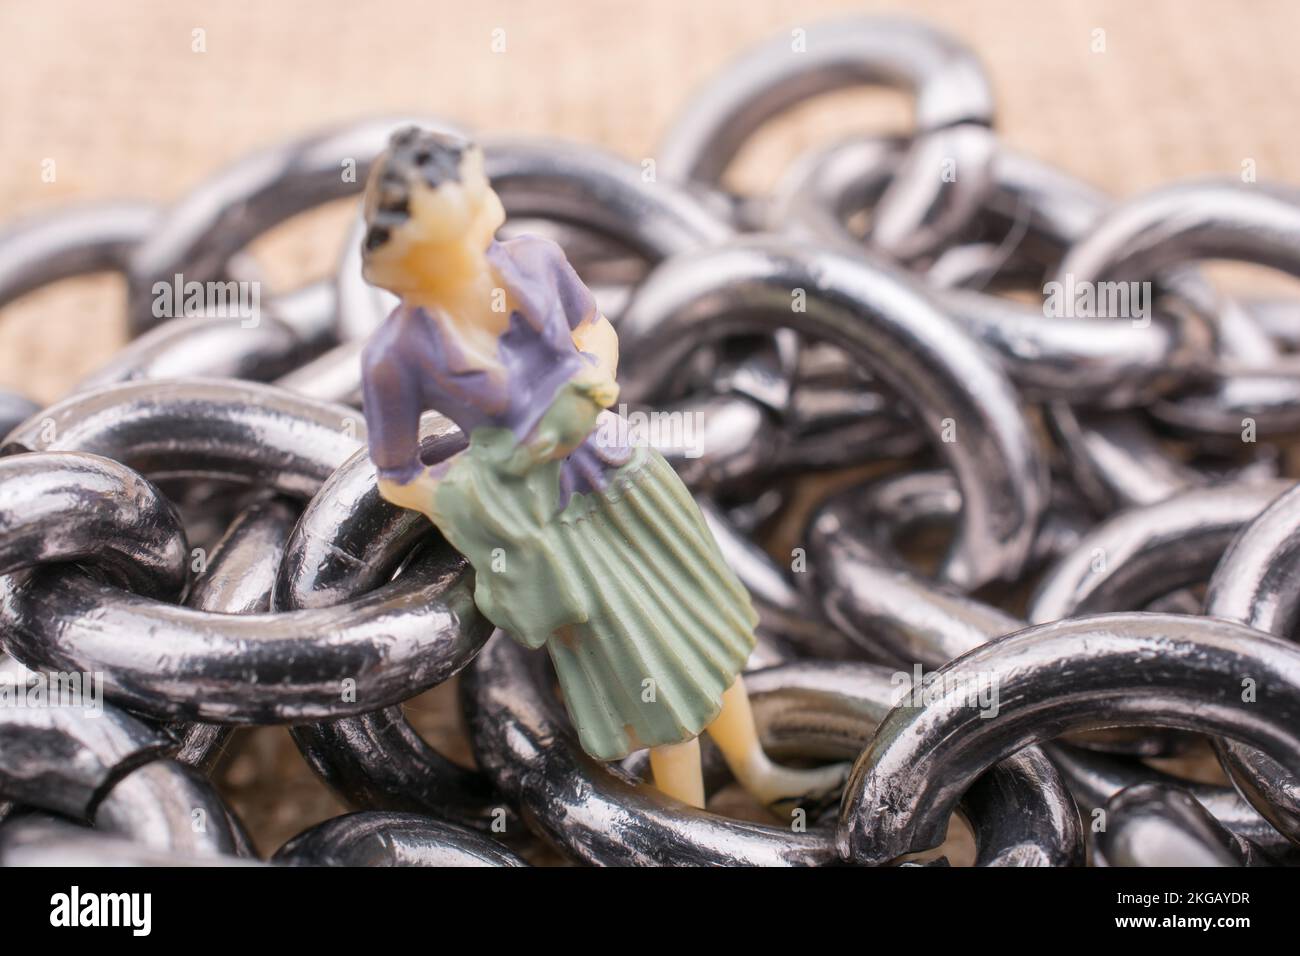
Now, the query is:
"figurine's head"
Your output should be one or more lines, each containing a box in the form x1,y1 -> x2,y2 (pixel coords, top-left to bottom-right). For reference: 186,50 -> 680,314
361,128 -> 505,296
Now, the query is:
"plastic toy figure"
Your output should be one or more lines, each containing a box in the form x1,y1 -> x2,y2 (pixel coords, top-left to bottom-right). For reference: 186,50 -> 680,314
358,128 -> 845,814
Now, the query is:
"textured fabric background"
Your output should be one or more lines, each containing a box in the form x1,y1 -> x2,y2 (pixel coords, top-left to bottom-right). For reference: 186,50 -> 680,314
3,0 -> 1300,399
1,0 -> 1296,855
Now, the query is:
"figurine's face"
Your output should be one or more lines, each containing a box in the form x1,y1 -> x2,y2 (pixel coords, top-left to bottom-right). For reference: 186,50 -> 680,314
361,129 -> 505,295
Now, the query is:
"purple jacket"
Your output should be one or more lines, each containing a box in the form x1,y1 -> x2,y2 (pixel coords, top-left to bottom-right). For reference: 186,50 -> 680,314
360,234 -> 630,497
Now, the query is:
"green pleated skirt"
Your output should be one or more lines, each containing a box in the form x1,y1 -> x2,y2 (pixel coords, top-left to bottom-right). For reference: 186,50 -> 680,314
429,422 -> 758,761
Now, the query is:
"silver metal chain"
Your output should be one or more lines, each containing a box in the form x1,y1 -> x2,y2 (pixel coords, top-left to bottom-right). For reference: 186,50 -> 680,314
3,14 -> 1300,868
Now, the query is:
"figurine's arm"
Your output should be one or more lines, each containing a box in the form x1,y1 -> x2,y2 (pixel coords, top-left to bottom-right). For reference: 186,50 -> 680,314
490,236 -> 620,405
361,312 -> 444,514
376,472 -> 441,516
552,246 -> 620,403
572,315 -> 619,398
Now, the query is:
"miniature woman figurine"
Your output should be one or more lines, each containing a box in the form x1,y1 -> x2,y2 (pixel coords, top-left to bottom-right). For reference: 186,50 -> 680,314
359,127 -> 845,814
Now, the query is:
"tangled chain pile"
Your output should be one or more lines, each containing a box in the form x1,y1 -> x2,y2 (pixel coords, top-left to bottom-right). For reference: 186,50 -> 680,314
2,15 -> 1300,867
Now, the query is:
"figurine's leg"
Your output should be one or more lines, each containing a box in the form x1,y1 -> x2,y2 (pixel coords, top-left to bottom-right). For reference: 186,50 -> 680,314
648,737 -> 706,809
705,677 -> 849,814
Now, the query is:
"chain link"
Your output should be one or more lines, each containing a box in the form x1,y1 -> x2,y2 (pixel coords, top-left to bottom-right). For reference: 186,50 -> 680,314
3,14 -> 1300,867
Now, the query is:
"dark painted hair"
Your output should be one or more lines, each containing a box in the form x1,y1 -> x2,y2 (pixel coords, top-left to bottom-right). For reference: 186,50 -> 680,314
364,127 -> 472,252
